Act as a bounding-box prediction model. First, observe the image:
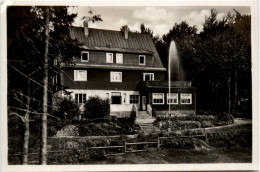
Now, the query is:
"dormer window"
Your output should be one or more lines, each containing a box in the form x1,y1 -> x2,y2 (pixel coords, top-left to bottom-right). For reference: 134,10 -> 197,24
106,53 -> 113,63
81,51 -> 89,62
139,55 -> 145,65
116,53 -> 123,64
143,73 -> 154,81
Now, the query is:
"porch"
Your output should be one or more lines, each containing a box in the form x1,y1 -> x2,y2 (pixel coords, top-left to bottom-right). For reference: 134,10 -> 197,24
138,80 -> 196,116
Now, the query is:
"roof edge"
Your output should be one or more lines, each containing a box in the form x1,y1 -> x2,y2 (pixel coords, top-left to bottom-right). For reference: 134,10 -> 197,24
61,63 -> 167,72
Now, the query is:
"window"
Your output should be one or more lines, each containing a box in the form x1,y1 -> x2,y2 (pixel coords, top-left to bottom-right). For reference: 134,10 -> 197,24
143,73 -> 154,81
167,93 -> 178,104
106,53 -> 113,63
130,95 -> 139,104
75,94 -> 86,104
123,93 -> 126,103
180,93 -> 192,104
111,92 -> 121,104
81,51 -> 89,62
116,53 -> 123,64
74,70 -> 87,81
139,55 -> 145,65
110,71 -> 122,82
153,93 -> 164,104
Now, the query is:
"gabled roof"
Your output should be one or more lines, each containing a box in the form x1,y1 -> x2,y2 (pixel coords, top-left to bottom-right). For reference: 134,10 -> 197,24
69,26 -> 165,69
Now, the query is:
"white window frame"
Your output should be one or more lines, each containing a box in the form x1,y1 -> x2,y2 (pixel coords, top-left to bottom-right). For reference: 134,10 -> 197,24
130,95 -> 139,104
74,70 -> 87,81
167,93 -> 178,105
139,55 -> 146,65
116,53 -> 123,64
106,53 -> 113,63
143,73 -> 154,81
110,71 -> 122,82
152,93 -> 164,105
75,93 -> 87,104
180,93 -> 192,104
81,51 -> 89,62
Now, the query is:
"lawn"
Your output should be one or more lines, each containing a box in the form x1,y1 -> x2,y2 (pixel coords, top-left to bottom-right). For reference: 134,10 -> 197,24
90,148 -> 252,164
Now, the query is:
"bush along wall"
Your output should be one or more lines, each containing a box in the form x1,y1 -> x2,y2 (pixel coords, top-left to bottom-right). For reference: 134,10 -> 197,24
154,113 -> 234,131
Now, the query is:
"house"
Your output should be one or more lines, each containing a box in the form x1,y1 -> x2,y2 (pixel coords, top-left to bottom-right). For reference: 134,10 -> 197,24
54,21 -> 196,118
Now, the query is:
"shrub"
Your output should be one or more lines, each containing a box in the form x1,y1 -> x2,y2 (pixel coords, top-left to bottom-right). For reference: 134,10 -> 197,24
214,113 -> 234,126
53,97 -> 81,121
55,125 -> 79,137
127,111 -> 136,127
84,96 -> 110,119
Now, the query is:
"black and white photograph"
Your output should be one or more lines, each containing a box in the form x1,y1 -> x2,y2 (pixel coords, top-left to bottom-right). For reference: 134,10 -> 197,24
1,0 -> 259,171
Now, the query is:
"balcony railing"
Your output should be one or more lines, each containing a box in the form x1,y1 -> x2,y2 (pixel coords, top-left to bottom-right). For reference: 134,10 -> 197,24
141,81 -> 192,88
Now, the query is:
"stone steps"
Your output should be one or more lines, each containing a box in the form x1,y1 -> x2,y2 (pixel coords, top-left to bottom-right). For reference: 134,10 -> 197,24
136,111 -> 161,133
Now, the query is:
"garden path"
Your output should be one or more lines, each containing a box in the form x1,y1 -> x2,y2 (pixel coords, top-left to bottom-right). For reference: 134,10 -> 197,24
136,111 -> 160,133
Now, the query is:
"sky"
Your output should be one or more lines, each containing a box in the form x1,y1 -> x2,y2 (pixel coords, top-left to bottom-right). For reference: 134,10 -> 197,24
69,6 -> 250,36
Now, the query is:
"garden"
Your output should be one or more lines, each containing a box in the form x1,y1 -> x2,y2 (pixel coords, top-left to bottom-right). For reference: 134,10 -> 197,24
8,96 -> 252,165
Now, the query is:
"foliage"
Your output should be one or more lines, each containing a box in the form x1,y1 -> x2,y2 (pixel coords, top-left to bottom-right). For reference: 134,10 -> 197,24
7,6 -> 103,164
154,113 -> 234,130
84,96 -> 110,119
127,111 -> 137,127
73,119 -> 140,136
213,113 -> 234,126
53,97 -> 81,121
207,131 -> 251,149
161,137 -> 201,149
149,9 -> 251,113
55,125 -> 79,137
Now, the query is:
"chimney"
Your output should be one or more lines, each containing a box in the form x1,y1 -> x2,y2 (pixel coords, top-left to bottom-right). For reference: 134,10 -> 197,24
83,20 -> 89,37
122,25 -> 128,39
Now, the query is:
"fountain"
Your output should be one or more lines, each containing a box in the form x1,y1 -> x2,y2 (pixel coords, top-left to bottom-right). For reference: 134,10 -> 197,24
168,40 -> 183,115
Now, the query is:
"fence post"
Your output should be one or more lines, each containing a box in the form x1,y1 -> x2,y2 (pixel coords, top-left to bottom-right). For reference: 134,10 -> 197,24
124,141 -> 126,153
157,137 -> 160,150
204,129 -> 208,141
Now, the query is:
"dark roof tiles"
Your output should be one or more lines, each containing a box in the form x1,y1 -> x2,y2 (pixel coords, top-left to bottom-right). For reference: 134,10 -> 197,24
69,26 -> 164,68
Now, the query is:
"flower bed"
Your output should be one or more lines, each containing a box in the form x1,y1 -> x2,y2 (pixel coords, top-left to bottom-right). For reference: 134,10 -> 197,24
154,113 -> 234,131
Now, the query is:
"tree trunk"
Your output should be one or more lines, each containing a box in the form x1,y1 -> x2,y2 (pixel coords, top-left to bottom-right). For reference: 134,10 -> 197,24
233,69 -> 238,112
41,7 -> 49,165
22,79 -> 30,165
228,71 -> 232,113
22,113 -> 29,165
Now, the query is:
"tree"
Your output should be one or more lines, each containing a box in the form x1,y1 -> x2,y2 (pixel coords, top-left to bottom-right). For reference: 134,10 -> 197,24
7,6 -> 102,164
162,21 -> 198,80
41,6 -> 50,165
7,6 -> 44,165
195,9 -> 251,113
140,23 -> 160,43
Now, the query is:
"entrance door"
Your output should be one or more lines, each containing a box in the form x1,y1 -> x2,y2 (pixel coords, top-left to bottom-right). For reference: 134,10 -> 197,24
142,96 -> 146,110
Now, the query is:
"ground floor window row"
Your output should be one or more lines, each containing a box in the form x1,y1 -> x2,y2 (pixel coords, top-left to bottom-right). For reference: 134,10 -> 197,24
152,93 -> 192,105
74,93 -> 192,105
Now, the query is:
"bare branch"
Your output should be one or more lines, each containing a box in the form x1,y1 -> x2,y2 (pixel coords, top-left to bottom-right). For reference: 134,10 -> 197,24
9,112 -> 25,122
9,106 -> 60,119
8,63 -> 53,94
